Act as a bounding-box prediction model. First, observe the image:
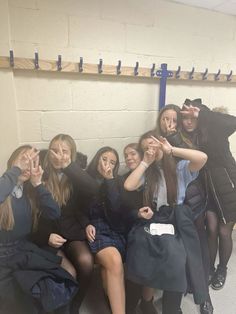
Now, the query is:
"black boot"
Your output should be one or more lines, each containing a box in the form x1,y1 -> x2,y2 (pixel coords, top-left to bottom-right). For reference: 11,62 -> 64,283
139,297 -> 158,314
200,300 -> 214,314
211,265 -> 227,290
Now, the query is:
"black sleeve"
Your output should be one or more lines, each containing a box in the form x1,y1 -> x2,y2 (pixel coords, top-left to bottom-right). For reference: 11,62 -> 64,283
198,109 -> 236,138
0,167 -> 21,204
104,178 -> 121,213
35,184 -> 61,219
62,162 -> 99,196
166,132 -> 189,149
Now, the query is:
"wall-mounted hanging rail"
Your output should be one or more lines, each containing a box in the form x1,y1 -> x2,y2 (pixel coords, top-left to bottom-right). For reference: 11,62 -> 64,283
1,51 -> 235,110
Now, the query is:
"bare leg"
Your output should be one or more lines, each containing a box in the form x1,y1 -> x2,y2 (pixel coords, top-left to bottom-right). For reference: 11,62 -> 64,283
96,247 -> 125,314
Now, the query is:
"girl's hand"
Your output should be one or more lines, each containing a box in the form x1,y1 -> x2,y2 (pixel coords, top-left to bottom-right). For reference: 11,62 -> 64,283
86,224 -> 96,242
143,146 -> 157,166
180,105 -> 200,118
99,159 -> 114,179
163,117 -> 176,135
13,152 -> 30,172
30,155 -> 44,187
151,136 -> 173,155
138,206 -> 154,220
48,233 -> 67,248
50,143 -> 71,169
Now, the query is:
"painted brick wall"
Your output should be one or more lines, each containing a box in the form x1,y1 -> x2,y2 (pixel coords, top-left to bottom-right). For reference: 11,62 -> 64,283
0,0 -> 236,171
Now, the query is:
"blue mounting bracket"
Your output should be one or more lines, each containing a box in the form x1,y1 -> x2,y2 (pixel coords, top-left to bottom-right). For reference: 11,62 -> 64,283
156,63 -> 173,110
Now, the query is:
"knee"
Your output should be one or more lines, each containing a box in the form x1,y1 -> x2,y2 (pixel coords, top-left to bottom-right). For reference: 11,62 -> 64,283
107,255 -> 124,276
77,253 -> 94,275
219,225 -> 232,239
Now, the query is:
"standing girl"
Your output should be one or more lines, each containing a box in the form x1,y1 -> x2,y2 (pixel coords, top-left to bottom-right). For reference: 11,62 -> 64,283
181,99 -> 236,291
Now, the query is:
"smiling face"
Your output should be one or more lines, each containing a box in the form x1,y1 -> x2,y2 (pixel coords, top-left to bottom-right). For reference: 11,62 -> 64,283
49,140 -> 72,169
124,147 -> 141,171
97,151 -> 117,175
182,116 -> 198,133
140,138 -> 163,162
159,109 -> 177,135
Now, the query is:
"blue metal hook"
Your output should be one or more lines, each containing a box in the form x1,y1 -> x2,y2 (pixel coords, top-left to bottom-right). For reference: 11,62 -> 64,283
215,69 -> 221,81
227,70 -> 233,81
34,52 -> 39,69
57,55 -> 62,71
98,59 -> 103,74
189,67 -> 195,79
134,62 -> 139,76
9,50 -> 14,67
175,66 -> 181,79
117,60 -> 121,75
150,63 -> 155,77
202,68 -> 208,80
79,57 -> 83,72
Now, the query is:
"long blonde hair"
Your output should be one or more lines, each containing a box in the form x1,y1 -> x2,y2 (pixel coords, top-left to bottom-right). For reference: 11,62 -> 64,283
44,134 -> 77,207
0,145 -> 38,231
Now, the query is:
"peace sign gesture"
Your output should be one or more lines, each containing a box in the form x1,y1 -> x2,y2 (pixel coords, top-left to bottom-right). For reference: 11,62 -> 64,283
180,104 -> 200,118
163,117 -> 177,135
151,136 -> 173,156
99,158 -> 114,179
50,143 -> 71,169
30,155 -> 44,187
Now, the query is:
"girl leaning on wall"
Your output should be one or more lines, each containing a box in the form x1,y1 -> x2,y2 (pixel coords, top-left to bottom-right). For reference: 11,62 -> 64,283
181,99 -> 236,291
156,103 -> 213,314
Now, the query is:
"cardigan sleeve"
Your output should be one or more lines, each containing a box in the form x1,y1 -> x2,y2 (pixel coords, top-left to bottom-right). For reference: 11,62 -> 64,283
35,184 -> 61,220
198,109 -> 236,138
0,167 -> 21,204
62,162 -> 99,196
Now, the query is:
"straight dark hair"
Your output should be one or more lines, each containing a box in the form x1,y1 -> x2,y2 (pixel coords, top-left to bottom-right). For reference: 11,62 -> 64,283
87,146 -> 120,179
139,131 -> 177,208
156,104 -> 181,136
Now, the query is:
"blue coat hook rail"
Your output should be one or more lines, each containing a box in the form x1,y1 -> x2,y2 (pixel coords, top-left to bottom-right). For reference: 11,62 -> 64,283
1,51 -> 236,110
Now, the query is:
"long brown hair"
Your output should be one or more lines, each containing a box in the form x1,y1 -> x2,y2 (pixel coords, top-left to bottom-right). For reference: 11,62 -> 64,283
139,131 -> 177,208
0,145 -> 38,231
43,134 -> 77,207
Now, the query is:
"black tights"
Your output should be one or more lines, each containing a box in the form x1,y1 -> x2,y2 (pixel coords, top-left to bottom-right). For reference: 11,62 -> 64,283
162,291 -> 182,314
206,211 -> 235,269
65,240 -> 94,312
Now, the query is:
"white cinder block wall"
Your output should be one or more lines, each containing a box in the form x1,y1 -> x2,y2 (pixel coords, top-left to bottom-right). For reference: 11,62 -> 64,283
0,0 -> 236,172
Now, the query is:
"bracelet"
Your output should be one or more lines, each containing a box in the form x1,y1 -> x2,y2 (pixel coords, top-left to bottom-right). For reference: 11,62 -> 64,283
140,161 -> 149,169
169,147 -> 174,156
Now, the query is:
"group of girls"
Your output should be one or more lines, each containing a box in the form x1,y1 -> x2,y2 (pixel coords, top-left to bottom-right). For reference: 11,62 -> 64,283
0,99 -> 235,314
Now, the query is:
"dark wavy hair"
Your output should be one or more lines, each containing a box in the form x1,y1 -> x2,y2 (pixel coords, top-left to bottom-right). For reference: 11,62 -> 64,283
87,146 -> 119,179
139,130 -> 177,208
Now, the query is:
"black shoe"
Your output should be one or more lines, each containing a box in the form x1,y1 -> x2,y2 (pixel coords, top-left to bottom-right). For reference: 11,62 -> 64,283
200,301 -> 214,314
139,297 -> 158,314
211,265 -> 227,290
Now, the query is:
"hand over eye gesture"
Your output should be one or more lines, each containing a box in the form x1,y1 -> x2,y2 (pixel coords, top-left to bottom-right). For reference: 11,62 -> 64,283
180,104 -> 200,118
50,144 -> 71,169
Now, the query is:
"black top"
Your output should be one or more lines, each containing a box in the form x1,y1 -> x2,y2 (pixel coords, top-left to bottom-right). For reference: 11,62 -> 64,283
0,167 -> 60,244
33,161 -> 99,246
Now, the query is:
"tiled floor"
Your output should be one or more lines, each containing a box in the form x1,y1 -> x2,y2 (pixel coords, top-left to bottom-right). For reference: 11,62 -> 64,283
80,231 -> 236,314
